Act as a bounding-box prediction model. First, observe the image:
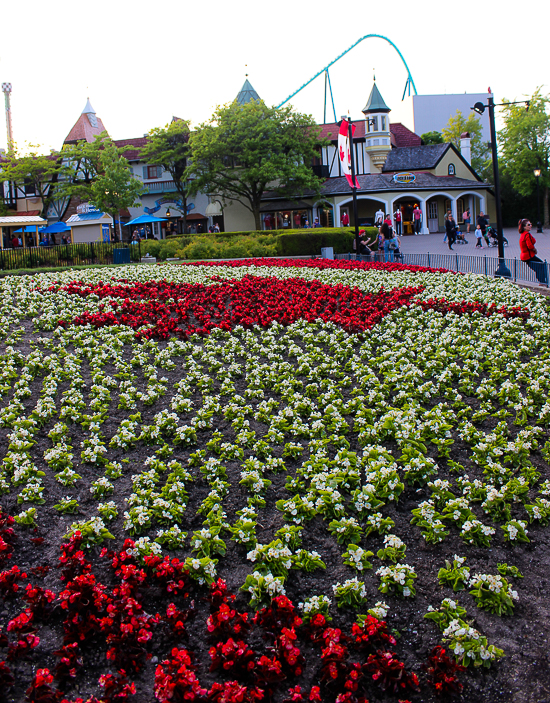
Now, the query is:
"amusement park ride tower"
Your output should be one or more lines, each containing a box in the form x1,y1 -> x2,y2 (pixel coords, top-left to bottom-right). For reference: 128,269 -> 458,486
1,82 -> 14,151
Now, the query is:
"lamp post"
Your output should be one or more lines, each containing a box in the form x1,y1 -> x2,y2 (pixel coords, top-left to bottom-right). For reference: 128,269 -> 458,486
341,116 -> 360,256
473,97 -> 512,278
534,169 -> 542,233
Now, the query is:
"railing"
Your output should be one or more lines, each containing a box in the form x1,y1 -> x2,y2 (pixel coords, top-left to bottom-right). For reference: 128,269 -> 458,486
141,180 -> 178,194
335,252 -> 550,287
0,241 -> 141,271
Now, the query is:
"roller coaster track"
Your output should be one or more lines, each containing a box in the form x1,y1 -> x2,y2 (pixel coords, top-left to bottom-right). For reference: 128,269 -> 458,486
277,34 -> 417,123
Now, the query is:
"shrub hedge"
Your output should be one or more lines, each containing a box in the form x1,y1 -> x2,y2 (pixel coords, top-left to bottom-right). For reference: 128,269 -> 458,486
141,227 -> 379,261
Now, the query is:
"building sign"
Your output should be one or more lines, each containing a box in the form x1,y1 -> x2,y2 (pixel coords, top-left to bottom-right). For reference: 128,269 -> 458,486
76,203 -> 101,215
392,172 -> 416,184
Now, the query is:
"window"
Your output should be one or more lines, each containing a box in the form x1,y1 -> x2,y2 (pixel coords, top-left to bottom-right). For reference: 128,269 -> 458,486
444,199 -> 452,215
368,116 -> 378,133
24,179 -> 35,195
448,163 -> 456,176
428,201 -> 438,219
381,116 -> 386,131
143,165 -> 162,180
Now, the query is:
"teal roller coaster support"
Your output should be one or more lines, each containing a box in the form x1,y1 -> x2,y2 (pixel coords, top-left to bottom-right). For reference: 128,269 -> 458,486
277,34 -> 417,119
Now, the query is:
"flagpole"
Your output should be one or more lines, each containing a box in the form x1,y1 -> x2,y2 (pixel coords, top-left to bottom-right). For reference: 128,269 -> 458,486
347,118 -> 360,257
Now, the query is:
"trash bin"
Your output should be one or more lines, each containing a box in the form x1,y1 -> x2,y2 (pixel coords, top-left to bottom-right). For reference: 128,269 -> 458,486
113,248 -> 131,264
321,247 -> 334,259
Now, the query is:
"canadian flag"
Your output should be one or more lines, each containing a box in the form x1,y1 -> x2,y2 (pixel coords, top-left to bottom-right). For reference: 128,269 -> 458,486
338,119 -> 360,189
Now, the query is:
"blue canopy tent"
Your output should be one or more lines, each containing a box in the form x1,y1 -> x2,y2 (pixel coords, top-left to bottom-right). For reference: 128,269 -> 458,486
14,226 -> 38,233
124,214 -> 167,227
39,222 -> 71,234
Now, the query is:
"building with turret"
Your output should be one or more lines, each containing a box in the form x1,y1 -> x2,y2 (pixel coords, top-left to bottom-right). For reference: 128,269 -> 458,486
1,78 -> 495,238
255,79 -> 495,235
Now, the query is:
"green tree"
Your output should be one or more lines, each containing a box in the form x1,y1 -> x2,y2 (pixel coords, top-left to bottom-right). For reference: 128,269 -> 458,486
442,110 -> 490,175
139,119 -> 191,231
59,134 -> 142,240
186,100 -> 327,230
59,134 -> 105,193
421,131 -> 444,145
499,88 -> 550,226
0,144 -> 63,215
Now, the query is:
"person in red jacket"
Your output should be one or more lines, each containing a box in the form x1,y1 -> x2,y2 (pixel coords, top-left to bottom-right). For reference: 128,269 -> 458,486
519,218 -> 548,286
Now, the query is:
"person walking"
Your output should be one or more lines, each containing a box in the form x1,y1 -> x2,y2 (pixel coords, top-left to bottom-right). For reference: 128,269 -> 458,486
463,208 -> 471,234
474,223 -> 483,248
445,212 -> 457,250
381,222 -> 395,262
477,211 -> 488,236
394,207 -> 402,235
519,218 -> 548,286
413,205 -> 422,234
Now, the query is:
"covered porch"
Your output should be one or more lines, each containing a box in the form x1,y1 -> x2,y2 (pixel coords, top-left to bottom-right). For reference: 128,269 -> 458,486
0,216 -> 47,249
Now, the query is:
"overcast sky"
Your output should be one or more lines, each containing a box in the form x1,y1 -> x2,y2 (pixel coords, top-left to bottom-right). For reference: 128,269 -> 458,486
1,0 -> 546,154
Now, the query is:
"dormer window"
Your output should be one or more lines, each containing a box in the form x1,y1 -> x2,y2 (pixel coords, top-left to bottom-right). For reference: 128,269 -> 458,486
448,163 -> 456,176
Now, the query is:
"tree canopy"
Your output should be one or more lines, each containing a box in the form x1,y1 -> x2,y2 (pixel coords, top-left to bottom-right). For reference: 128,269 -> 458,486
185,100 -> 327,230
139,119 -> 190,229
499,88 -> 550,226
442,110 -> 489,176
58,133 -> 142,239
421,131 -> 443,145
0,144 -> 63,215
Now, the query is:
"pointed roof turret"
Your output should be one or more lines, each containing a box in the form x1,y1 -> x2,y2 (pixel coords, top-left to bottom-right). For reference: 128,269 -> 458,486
82,98 -> 95,115
235,78 -> 261,105
63,98 -> 107,145
362,81 -> 391,114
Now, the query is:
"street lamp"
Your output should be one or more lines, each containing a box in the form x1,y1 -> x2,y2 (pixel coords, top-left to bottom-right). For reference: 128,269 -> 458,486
472,97 -> 513,278
341,115 -> 360,256
534,169 -> 542,233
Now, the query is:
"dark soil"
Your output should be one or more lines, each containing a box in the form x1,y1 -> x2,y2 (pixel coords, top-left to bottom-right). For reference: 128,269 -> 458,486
1,310 -> 550,703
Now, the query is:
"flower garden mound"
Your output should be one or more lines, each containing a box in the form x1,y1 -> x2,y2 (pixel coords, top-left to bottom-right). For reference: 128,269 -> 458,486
0,260 -> 549,702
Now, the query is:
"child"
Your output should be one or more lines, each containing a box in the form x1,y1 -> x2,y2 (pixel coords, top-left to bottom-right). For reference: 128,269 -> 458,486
475,224 -> 483,248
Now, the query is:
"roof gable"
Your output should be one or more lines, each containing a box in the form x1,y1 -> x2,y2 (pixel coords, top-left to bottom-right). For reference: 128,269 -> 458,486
382,143 -> 451,172
389,122 -> 422,148
64,108 -> 107,145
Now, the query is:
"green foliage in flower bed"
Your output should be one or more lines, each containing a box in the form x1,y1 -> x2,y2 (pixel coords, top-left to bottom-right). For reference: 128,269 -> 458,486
141,226 -> 379,260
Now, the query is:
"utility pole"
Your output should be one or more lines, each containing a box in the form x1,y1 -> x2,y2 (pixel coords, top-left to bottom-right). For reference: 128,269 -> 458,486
347,119 -> 360,257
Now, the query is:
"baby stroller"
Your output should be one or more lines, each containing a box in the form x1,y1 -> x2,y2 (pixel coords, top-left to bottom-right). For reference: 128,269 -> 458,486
486,226 -> 508,248
455,228 -> 468,245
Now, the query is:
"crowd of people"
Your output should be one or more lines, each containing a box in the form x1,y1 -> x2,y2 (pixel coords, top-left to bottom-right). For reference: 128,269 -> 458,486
352,211 -> 402,262
444,210 -> 494,250
4,232 -> 72,248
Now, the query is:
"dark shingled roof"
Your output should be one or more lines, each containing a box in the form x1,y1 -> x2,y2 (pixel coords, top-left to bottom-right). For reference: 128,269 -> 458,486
261,172 -> 490,204
114,137 -> 148,161
382,143 -> 450,172
319,172 -> 491,196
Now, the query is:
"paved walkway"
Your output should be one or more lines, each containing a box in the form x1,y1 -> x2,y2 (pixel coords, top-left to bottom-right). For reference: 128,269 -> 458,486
400,227 -> 550,262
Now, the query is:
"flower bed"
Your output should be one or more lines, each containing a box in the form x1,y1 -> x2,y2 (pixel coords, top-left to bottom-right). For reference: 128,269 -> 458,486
0,259 -> 549,702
